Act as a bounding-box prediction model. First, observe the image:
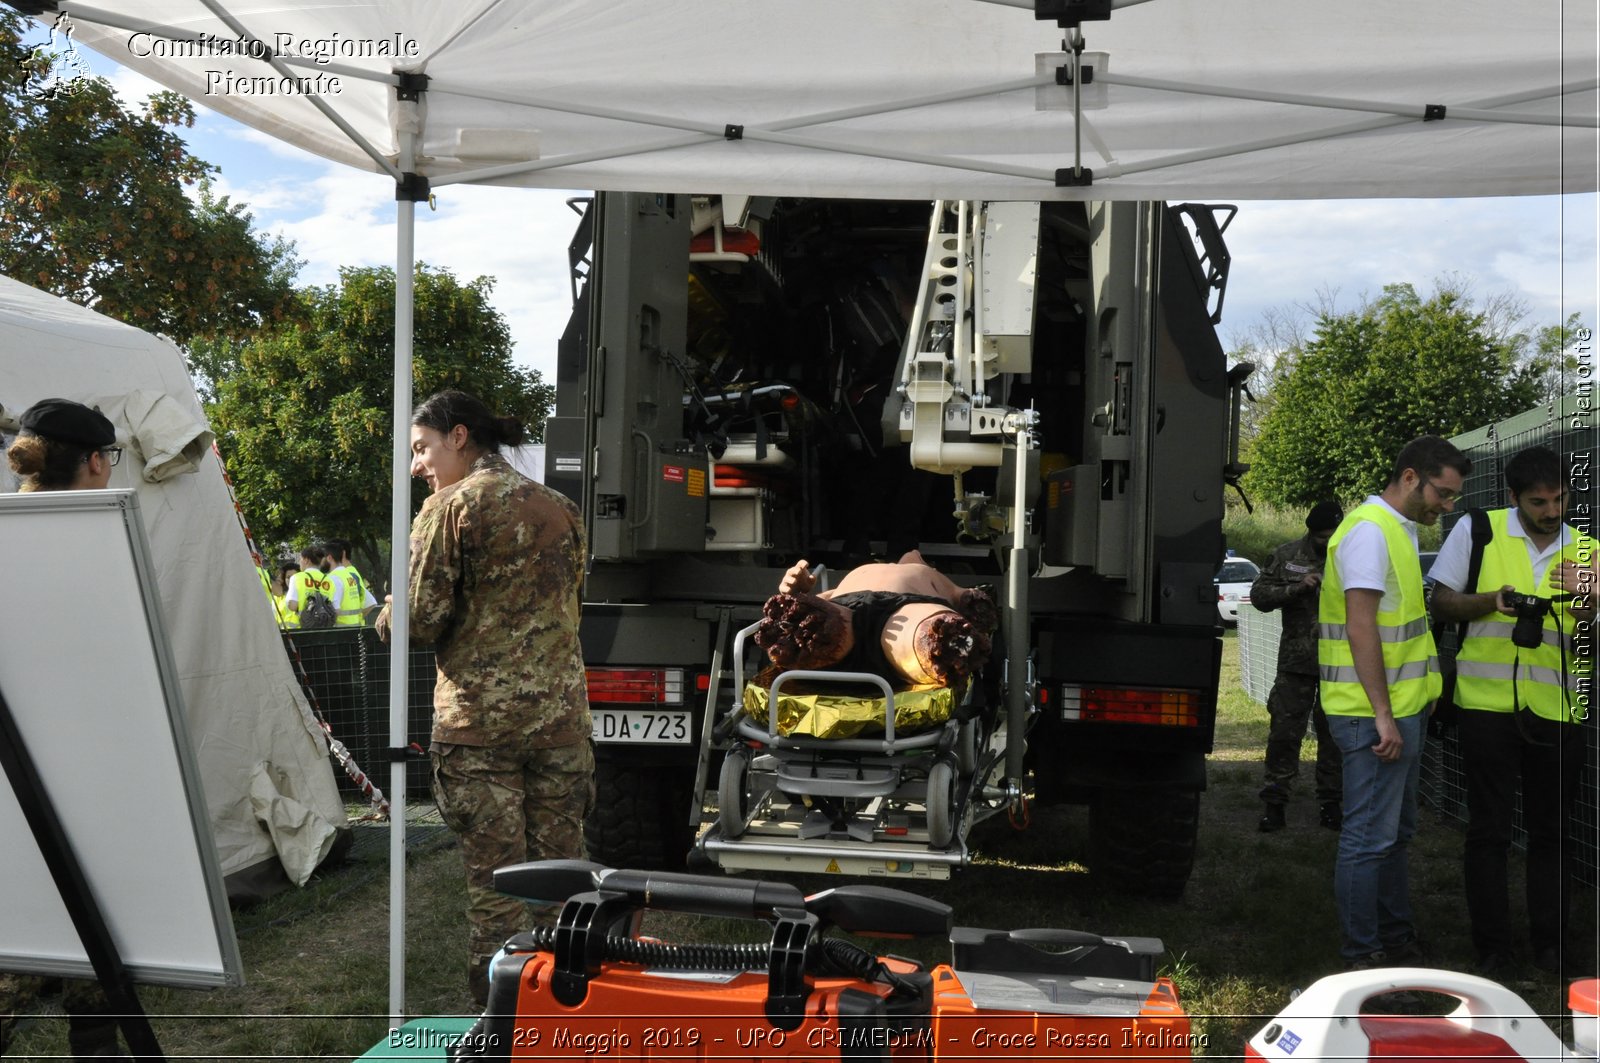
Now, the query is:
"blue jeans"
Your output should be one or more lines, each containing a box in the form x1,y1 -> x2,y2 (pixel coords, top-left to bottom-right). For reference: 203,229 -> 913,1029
1330,712 -> 1424,961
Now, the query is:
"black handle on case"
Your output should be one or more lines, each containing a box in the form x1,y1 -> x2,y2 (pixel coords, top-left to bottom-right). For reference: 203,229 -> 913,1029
492,859 -> 608,905
494,860 -> 809,920
805,884 -> 953,938
493,862 -> 950,939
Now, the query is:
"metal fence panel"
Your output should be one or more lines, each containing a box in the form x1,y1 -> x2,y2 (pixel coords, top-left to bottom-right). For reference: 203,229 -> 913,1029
281,628 -> 438,799
1237,603 -> 1280,705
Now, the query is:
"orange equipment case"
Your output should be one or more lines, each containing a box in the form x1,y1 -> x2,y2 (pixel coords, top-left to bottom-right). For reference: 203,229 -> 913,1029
455,861 -> 1191,1062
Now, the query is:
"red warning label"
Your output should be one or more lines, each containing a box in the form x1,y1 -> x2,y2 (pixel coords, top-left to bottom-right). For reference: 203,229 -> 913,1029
662,464 -> 686,483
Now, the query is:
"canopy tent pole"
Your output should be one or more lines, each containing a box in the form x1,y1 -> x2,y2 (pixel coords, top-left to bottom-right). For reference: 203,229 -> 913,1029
191,0 -> 403,177
388,122 -> 419,1029
1104,70 -> 1599,127
431,75 -> 1048,188
58,2 -> 401,87
1107,79 -> 1596,180
430,134 -> 711,189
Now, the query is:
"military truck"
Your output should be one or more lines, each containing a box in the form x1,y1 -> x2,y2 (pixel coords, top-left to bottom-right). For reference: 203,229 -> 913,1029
545,194 -> 1246,897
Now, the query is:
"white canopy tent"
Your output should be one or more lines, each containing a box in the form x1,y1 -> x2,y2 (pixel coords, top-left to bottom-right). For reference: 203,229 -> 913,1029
23,0 -> 1596,1025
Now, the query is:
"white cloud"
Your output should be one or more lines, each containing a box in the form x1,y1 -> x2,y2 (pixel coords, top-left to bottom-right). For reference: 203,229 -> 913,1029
238,164 -> 579,380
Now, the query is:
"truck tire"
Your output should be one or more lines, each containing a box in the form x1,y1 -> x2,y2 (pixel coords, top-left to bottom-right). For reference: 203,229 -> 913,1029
585,759 -> 691,870
1087,787 -> 1199,900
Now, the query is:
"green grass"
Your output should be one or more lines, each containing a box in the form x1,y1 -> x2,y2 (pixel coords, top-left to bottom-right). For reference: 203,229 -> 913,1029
6,636 -> 1593,1059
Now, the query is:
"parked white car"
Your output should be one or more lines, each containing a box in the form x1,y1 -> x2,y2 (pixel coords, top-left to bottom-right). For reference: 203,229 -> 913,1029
1215,557 -> 1261,625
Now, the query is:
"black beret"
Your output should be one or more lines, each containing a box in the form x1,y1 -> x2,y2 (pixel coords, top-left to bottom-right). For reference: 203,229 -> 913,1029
18,398 -> 116,448
1305,499 -> 1344,532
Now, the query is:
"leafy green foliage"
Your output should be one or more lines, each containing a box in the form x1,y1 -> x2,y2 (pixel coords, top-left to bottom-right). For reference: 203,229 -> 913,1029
0,11 -> 298,349
1246,283 -> 1557,505
207,264 -> 554,562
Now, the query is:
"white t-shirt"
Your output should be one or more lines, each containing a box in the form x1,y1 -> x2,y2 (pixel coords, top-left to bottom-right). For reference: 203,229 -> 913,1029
1429,508 -> 1573,592
1335,494 -> 1420,613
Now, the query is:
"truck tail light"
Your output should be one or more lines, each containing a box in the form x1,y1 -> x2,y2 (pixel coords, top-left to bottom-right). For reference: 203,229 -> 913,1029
586,668 -> 685,705
1058,684 -> 1204,727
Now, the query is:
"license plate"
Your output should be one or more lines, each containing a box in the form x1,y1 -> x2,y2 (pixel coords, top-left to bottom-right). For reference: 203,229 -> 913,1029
591,708 -> 692,744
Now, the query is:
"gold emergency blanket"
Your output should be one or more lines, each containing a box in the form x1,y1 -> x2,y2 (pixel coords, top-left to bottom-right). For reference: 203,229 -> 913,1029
741,681 -> 955,739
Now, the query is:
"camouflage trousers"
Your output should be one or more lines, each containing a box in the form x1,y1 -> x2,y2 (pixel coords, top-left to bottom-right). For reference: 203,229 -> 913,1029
1259,671 -> 1342,806
430,737 -> 595,982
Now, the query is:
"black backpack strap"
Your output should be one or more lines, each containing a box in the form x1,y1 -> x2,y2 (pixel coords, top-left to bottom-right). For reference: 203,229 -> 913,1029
1433,508 -> 1493,736
1464,508 -> 1493,593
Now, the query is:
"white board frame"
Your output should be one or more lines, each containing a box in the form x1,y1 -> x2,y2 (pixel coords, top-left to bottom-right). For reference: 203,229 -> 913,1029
0,489 -> 242,987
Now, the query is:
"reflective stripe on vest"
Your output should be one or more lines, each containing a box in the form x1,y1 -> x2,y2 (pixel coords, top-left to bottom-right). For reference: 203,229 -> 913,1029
1453,509 -> 1595,721
1317,502 -> 1441,718
332,564 -> 367,626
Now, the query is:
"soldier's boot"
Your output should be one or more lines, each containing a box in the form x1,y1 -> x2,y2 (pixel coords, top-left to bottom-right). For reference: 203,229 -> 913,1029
1257,803 -> 1287,833
66,1016 -> 128,1062
1319,802 -> 1343,830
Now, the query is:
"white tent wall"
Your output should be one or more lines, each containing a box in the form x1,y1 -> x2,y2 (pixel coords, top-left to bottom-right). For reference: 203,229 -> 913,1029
35,0 -> 1599,200
0,275 -> 350,901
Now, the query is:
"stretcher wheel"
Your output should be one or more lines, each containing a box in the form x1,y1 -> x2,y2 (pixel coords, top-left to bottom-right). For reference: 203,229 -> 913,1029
955,716 -> 983,775
925,758 -> 958,848
718,748 -> 752,839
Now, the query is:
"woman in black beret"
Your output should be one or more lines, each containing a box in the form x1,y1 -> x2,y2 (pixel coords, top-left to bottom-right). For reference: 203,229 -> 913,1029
6,397 -> 120,492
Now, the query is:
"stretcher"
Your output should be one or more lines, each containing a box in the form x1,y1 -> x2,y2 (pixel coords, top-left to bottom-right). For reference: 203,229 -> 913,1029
697,621 -> 1015,880
451,860 -> 1189,1062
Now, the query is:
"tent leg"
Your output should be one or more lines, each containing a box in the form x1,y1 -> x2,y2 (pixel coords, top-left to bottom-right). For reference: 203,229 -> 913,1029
388,135 -> 418,1030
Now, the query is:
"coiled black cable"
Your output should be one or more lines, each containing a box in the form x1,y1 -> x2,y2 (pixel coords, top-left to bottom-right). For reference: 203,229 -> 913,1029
506,926 -> 906,990
509,925 -> 769,970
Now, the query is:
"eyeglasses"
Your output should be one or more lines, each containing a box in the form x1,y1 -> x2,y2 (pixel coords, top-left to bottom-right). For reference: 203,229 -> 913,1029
100,446 -> 123,468
1424,478 -> 1460,503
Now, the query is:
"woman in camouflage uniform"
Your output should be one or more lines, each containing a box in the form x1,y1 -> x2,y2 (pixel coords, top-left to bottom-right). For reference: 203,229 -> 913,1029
377,390 -> 594,1007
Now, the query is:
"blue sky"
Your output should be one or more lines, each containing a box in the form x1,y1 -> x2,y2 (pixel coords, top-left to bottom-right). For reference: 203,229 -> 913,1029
56,38 -> 1600,384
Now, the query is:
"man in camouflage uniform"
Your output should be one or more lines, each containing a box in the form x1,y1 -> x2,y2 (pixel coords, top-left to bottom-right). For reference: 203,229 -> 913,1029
1251,500 -> 1345,833
379,393 -> 594,1008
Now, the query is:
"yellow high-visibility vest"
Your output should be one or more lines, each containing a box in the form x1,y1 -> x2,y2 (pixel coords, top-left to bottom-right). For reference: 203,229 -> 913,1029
1454,509 -> 1597,722
331,563 -> 368,626
293,569 -> 337,620
1318,502 -> 1440,718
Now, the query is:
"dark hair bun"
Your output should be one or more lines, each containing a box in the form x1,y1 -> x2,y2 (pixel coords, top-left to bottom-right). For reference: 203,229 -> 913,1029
494,415 -> 525,448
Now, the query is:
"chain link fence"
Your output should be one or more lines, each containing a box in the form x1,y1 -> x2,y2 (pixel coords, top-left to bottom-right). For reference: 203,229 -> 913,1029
1238,396 -> 1600,883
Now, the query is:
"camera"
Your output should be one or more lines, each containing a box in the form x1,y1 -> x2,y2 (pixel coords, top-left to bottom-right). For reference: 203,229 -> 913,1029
1504,591 -> 1554,649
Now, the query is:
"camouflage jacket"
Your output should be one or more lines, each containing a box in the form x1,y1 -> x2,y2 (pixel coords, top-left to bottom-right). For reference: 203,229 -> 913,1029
1250,534 -> 1326,676
407,453 -> 589,747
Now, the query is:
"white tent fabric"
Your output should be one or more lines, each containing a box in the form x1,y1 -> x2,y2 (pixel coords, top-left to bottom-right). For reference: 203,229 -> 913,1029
0,275 -> 348,896
47,0 -> 1599,200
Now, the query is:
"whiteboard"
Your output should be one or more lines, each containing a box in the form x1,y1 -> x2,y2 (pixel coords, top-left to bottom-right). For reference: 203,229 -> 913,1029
0,490 -> 241,987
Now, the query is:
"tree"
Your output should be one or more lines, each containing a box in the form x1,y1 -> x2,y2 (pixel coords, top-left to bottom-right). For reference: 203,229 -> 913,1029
207,264 -> 554,565
0,11 -> 297,350
1246,283 -> 1552,505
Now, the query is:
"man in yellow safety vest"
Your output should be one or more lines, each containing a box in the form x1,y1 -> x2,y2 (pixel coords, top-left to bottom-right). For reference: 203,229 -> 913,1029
1319,434 -> 1468,970
326,538 -> 378,626
1428,444 -> 1596,979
